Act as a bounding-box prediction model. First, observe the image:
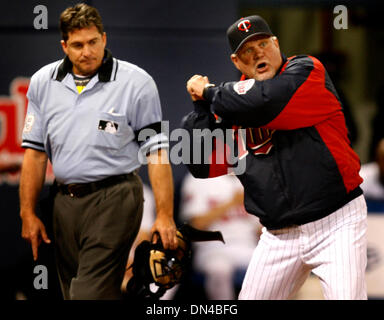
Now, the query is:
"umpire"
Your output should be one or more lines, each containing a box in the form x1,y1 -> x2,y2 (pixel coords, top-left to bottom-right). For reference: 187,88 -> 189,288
19,3 -> 177,300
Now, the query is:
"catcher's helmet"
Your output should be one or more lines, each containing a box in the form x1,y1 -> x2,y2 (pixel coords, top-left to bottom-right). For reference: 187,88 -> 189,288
124,223 -> 224,299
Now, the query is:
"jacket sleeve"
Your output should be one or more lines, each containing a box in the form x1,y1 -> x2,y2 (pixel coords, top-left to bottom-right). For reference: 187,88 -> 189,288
181,101 -> 234,179
204,55 -> 343,130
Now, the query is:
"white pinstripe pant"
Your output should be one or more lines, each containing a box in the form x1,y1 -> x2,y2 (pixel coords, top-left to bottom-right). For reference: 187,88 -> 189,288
239,195 -> 367,300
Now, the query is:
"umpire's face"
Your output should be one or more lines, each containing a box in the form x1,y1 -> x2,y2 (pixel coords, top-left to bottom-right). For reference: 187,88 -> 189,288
61,25 -> 106,76
231,35 -> 282,81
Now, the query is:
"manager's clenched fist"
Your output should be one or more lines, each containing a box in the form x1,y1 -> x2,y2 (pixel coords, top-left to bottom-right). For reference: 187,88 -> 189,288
186,75 -> 210,101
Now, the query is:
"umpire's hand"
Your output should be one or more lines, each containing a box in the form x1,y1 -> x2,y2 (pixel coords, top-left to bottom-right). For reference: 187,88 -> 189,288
21,213 -> 51,261
151,215 -> 178,250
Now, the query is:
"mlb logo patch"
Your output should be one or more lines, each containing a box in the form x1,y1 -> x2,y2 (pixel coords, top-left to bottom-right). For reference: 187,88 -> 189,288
23,114 -> 35,133
98,120 -> 118,134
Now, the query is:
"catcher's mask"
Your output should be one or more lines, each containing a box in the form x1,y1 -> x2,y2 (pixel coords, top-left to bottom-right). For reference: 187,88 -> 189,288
124,223 -> 224,300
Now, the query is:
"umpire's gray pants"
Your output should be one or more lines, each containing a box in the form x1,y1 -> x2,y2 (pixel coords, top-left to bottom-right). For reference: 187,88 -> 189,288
53,174 -> 143,300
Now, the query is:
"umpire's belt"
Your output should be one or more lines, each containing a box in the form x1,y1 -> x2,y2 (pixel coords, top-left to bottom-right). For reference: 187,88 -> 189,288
57,173 -> 134,198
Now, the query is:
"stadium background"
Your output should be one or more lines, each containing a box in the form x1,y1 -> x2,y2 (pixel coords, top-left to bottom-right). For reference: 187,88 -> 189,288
0,0 -> 383,300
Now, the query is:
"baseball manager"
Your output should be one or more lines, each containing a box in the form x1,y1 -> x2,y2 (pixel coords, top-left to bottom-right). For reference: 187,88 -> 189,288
184,15 -> 367,299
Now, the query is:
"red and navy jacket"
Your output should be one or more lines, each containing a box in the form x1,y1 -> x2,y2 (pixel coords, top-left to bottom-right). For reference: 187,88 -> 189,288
182,55 -> 363,229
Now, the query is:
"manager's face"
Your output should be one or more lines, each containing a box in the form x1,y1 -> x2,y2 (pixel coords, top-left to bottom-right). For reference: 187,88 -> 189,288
231,35 -> 282,81
61,25 -> 106,76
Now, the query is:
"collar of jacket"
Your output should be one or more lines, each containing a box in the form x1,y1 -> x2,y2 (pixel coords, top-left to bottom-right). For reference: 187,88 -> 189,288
55,48 -> 114,82
276,53 -> 287,75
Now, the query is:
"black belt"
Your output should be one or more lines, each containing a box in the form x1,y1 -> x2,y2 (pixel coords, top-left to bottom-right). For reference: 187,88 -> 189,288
57,173 -> 134,198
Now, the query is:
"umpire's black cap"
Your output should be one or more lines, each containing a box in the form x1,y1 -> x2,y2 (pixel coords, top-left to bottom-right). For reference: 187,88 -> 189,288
227,15 -> 274,53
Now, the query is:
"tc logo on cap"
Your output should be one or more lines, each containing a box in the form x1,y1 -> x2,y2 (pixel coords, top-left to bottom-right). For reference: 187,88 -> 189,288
237,19 -> 251,32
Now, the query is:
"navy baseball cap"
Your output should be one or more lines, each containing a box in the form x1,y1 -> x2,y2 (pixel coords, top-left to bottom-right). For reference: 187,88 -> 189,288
227,15 -> 274,53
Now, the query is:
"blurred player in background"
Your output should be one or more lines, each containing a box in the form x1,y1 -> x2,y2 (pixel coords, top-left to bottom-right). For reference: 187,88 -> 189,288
360,138 -> 384,200
180,173 -> 261,299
